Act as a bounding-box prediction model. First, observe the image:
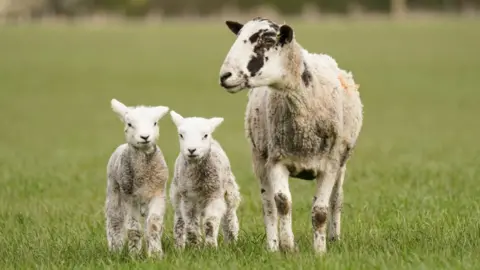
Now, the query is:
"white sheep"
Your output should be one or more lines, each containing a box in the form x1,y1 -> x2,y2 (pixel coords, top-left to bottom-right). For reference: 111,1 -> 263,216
218,17 -> 363,254
169,111 -> 241,248
105,99 -> 170,258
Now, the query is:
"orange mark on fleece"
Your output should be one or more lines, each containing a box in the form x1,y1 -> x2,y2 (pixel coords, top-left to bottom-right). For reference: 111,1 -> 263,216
338,74 -> 360,92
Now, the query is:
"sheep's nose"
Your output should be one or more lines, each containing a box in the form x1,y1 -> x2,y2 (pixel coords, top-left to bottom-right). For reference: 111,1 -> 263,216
140,135 -> 149,141
220,72 -> 232,85
188,148 -> 196,154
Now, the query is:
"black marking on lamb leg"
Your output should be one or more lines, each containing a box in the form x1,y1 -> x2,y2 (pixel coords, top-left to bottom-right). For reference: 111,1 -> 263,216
301,62 -> 312,87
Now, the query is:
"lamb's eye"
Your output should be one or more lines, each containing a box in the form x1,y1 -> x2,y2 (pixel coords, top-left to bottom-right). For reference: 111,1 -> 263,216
153,122 -> 157,126
203,134 -> 208,139
179,134 -> 183,139
127,123 -> 133,128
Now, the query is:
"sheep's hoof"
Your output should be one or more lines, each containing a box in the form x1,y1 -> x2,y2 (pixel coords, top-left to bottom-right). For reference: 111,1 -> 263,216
328,235 -> 341,242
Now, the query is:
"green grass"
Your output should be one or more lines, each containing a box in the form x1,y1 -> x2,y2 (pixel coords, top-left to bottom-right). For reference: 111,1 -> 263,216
1,17 -> 480,269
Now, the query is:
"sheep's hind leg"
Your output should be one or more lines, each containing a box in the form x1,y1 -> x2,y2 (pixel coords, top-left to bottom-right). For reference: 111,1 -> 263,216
203,198 -> 226,247
146,193 -> 166,258
269,163 -> 295,252
312,160 -> 339,254
105,186 -> 125,252
329,165 -> 345,242
253,154 -> 279,252
125,197 -> 143,255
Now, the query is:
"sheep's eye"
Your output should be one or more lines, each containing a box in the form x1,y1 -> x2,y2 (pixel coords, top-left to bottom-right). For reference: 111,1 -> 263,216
179,134 -> 183,139
153,122 -> 157,126
203,134 -> 208,139
127,123 -> 132,128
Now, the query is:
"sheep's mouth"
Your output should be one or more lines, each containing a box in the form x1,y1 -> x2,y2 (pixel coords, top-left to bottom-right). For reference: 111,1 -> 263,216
223,83 -> 245,93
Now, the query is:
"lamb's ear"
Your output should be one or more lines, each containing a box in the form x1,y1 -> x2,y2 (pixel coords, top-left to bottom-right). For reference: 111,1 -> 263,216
170,111 -> 184,127
209,117 -> 224,132
153,106 -> 169,121
226,21 -> 243,35
111,99 -> 129,120
277,24 -> 294,46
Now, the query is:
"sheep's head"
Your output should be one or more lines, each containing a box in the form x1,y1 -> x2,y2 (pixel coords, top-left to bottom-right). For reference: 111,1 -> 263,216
219,17 -> 295,93
170,111 -> 224,161
111,99 -> 169,151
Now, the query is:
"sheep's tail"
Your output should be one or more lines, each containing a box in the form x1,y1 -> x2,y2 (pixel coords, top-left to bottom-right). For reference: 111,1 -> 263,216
338,69 -> 360,92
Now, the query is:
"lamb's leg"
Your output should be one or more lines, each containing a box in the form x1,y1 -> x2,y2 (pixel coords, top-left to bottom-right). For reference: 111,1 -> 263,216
312,160 -> 339,254
183,200 -> 201,246
105,182 -> 125,252
203,198 -> 226,247
269,163 -> 295,252
329,165 -> 345,242
173,202 -> 186,249
253,154 -> 278,252
146,193 -> 166,258
222,180 -> 240,243
125,197 -> 142,255
170,182 -> 186,249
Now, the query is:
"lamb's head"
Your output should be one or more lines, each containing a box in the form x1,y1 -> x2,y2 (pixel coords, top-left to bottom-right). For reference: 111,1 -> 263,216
170,111 -> 224,161
219,17 -> 295,93
111,99 -> 169,151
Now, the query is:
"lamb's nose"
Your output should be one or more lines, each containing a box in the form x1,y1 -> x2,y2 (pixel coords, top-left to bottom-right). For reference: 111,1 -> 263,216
220,72 -> 232,84
188,148 -> 196,154
140,135 -> 149,141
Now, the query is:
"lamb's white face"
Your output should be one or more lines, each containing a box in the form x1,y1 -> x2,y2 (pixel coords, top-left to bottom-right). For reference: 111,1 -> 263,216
170,111 -> 224,161
219,17 -> 294,93
111,99 -> 169,150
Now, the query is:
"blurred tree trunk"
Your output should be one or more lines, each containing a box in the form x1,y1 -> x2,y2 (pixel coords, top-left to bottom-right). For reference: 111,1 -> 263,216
391,0 -> 406,18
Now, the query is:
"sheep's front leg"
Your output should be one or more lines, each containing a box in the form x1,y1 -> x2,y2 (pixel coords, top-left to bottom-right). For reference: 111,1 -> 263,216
329,165 -> 345,242
105,182 -> 125,252
269,163 -> 295,252
146,193 -> 166,258
253,154 -> 278,251
312,161 -> 339,254
203,198 -> 226,247
183,200 -> 201,246
125,197 -> 142,255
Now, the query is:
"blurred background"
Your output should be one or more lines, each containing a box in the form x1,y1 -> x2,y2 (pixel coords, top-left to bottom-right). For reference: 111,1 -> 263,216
0,0 -> 479,21
0,0 -> 479,269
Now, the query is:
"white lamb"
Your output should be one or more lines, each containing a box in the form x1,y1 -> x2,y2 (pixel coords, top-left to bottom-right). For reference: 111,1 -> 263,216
218,17 -> 363,254
105,99 -> 170,258
169,111 -> 241,248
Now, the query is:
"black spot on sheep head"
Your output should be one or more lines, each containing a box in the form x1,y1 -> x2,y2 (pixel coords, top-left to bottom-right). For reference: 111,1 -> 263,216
219,17 -> 295,93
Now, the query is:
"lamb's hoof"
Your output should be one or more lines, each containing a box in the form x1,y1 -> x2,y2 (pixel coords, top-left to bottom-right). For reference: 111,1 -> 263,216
328,235 -> 341,242
266,242 -> 279,252
147,250 -> 164,260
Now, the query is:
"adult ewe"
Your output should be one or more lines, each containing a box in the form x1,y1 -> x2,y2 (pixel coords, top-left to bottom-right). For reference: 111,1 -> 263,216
105,99 -> 170,258
218,17 -> 363,254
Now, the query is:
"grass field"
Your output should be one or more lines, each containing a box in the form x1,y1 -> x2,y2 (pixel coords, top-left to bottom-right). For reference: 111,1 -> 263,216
0,17 -> 479,269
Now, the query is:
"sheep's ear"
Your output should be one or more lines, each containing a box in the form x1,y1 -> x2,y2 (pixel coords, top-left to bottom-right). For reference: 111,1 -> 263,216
209,117 -> 224,132
111,98 -> 129,120
277,24 -> 294,46
226,21 -> 243,35
153,106 -> 169,121
170,111 -> 184,127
